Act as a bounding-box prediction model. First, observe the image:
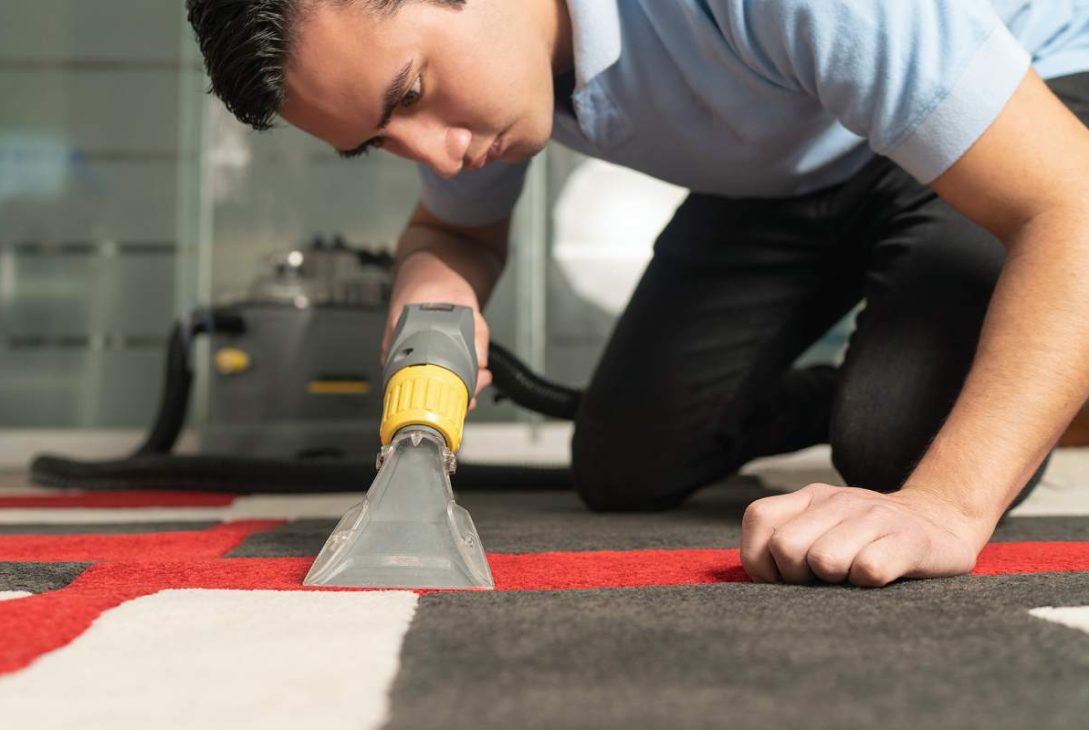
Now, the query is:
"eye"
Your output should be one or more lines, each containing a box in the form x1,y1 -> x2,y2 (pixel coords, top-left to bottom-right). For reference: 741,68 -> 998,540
400,75 -> 423,108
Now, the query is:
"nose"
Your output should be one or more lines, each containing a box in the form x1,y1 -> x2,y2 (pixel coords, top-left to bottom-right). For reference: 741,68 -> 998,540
390,119 -> 472,178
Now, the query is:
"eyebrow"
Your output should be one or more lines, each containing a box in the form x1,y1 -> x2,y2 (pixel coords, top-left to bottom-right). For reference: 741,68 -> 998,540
337,61 -> 414,159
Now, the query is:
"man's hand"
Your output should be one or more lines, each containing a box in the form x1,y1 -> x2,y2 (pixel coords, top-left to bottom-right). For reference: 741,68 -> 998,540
740,483 -> 991,587
381,301 -> 492,411
384,203 -> 509,412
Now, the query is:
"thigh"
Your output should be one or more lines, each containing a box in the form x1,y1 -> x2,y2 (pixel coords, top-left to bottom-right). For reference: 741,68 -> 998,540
829,166 -> 1004,491
573,191 -> 863,510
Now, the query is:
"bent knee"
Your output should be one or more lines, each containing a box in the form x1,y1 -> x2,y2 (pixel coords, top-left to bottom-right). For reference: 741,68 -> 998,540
571,418 -> 693,513
571,449 -> 684,513
829,443 -> 906,493
828,414 -> 915,493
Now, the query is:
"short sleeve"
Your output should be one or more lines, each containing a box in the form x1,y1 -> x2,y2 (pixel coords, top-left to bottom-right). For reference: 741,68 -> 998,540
715,0 -> 1032,182
417,159 -> 531,226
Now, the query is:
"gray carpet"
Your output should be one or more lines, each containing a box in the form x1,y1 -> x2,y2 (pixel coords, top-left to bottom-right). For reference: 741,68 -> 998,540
0,521 -> 219,535
374,480 -> 1089,730
385,575 -> 1089,730
0,562 -> 90,593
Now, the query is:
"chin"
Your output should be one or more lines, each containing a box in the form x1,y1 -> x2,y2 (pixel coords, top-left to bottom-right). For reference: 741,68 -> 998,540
511,132 -> 550,162
508,144 -> 544,163
515,115 -> 552,159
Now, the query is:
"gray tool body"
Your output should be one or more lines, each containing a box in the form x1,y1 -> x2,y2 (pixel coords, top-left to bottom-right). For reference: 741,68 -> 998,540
304,303 -> 495,590
383,303 -> 478,394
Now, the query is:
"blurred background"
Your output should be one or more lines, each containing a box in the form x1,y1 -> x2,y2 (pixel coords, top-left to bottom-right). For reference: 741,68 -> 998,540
0,0 -> 855,467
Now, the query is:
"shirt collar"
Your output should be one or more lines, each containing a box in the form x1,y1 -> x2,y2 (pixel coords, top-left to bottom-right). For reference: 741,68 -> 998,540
566,0 -> 623,89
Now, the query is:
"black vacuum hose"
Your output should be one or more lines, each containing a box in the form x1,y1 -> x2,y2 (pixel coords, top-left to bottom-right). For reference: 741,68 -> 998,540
133,321 -> 193,455
30,311 -> 582,492
30,454 -> 572,493
487,341 -> 581,419
134,310 -> 245,455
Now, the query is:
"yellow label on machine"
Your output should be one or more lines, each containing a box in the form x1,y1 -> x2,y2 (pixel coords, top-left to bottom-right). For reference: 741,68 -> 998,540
307,380 -> 371,395
214,348 -> 252,375
380,364 -> 469,451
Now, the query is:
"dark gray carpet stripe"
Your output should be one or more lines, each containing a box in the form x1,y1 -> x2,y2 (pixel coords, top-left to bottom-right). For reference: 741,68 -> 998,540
227,478 -> 1088,557
384,574 -> 1089,730
991,516 -> 1089,542
226,519 -> 334,558
0,562 -> 91,593
228,479 -> 766,557
0,522 -> 220,535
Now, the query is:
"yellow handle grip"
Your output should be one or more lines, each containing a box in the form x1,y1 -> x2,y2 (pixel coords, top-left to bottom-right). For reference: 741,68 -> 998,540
380,364 -> 469,452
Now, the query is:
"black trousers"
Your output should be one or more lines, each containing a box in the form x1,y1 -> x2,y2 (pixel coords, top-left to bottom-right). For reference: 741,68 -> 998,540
572,72 -> 1089,514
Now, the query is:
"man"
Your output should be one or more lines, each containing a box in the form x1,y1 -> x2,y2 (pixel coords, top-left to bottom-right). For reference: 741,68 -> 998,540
187,0 -> 1089,587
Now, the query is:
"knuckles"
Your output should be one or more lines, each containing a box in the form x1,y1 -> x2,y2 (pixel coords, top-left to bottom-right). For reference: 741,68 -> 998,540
766,531 -> 806,560
806,550 -> 850,582
740,506 -> 762,532
849,558 -> 894,588
742,499 -> 774,527
861,504 -> 898,523
825,490 -> 859,507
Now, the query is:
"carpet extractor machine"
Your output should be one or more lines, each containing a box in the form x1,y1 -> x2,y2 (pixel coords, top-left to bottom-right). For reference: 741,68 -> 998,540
30,237 -> 582,589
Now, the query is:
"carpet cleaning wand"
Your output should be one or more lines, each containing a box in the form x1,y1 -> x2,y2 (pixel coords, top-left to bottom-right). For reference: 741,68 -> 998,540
303,303 -> 494,590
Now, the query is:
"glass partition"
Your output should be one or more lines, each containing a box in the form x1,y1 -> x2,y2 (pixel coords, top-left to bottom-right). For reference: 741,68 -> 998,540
0,0 -> 550,433
0,2 -> 846,440
0,0 -> 190,427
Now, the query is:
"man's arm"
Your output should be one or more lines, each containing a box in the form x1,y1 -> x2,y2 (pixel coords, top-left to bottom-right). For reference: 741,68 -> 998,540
740,69 -> 1089,586
391,202 -> 510,311
383,202 -> 511,406
903,68 -> 1089,532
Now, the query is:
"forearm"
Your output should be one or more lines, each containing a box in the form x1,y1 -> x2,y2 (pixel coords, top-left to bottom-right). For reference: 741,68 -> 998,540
391,223 -> 506,310
902,207 -> 1089,542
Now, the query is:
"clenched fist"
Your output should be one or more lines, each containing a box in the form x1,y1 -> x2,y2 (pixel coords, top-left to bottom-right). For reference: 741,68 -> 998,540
740,482 -> 991,587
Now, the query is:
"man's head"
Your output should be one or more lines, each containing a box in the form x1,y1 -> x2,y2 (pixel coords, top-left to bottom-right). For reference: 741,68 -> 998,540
187,0 -> 570,178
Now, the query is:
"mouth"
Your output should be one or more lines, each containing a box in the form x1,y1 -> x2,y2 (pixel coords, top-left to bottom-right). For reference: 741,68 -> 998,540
468,134 -> 504,171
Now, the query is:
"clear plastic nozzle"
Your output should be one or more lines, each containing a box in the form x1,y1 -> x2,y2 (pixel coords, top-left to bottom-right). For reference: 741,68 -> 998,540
303,427 -> 494,590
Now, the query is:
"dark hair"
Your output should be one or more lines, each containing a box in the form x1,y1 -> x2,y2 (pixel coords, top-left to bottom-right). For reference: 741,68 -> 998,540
186,0 -> 465,131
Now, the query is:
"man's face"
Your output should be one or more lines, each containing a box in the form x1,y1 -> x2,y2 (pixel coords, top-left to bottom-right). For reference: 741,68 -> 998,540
281,0 -> 557,178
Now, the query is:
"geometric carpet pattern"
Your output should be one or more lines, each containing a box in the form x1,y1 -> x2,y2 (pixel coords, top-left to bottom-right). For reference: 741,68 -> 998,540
1,447 -> 1087,729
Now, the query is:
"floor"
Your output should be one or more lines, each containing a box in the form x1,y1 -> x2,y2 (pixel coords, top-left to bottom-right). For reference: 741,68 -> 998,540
0,444 -> 1087,729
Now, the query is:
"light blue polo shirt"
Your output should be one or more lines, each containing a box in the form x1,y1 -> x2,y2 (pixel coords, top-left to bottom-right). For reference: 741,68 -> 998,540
419,0 -> 1089,227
